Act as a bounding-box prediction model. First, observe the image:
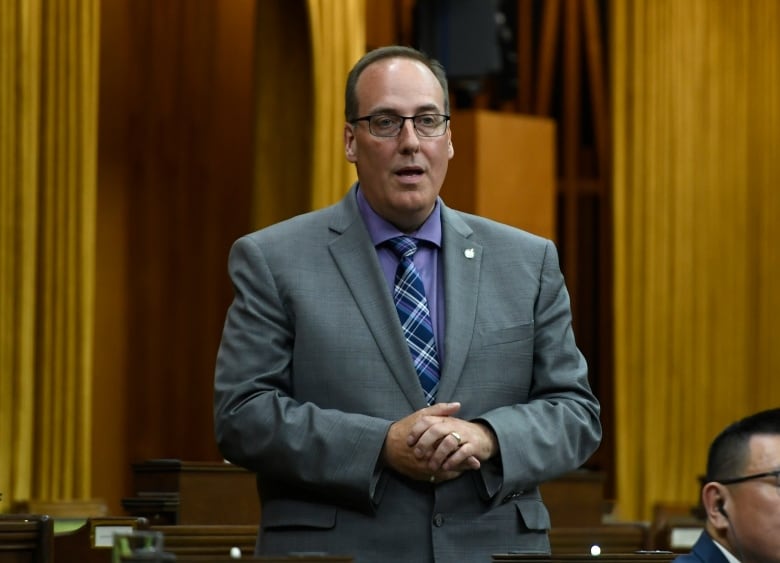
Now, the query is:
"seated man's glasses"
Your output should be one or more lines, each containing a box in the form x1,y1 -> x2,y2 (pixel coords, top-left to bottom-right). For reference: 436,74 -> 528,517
352,113 -> 450,138
716,469 -> 780,493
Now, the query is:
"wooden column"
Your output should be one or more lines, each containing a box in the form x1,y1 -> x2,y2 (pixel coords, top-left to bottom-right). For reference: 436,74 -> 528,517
444,110 -> 556,240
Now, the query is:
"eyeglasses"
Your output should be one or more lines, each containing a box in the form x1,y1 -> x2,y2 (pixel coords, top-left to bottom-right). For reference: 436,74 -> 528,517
716,469 -> 780,491
351,113 -> 450,138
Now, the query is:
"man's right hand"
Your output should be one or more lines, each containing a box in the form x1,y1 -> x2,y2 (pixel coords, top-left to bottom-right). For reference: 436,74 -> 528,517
381,402 -> 474,483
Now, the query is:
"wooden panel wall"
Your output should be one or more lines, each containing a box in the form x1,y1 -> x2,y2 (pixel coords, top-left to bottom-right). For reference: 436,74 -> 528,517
93,0 -> 256,513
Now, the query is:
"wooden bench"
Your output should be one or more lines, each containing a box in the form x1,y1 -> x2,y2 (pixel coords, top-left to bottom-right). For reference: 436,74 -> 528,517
0,514 -> 53,563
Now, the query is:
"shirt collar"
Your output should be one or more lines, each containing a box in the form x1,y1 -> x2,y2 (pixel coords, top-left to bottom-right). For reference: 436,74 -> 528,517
712,536 -> 741,563
356,184 -> 442,248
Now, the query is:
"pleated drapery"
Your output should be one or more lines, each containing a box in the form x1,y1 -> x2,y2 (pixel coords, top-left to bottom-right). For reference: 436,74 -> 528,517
0,0 -> 100,509
306,0 -> 363,209
612,0 -> 780,521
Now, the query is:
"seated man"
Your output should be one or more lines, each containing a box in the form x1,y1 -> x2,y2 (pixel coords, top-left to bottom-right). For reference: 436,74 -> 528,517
674,407 -> 780,563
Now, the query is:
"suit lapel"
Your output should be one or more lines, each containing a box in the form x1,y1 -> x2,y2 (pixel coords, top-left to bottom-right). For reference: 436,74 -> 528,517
437,206 -> 481,402
327,188 -> 426,410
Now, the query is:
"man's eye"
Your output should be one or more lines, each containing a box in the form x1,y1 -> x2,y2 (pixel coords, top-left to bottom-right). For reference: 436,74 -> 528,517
417,115 -> 436,126
374,116 -> 397,128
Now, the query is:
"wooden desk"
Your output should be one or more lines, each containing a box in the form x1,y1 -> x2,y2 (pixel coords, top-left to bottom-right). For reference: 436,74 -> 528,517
149,523 -> 645,558
122,461 -> 607,529
493,553 -> 675,563
54,516 -> 148,563
53,519 -> 349,562
150,524 -> 258,558
54,517 -> 656,563
550,524 -> 649,554
57,521 -> 648,560
173,557 -> 352,562
0,514 -> 53,563
122,459 -> 260,525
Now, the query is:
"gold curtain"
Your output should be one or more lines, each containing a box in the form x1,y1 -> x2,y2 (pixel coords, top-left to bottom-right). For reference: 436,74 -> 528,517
0,0 -> 100,509
306,0 -> 363,209
612,0 -> 780,521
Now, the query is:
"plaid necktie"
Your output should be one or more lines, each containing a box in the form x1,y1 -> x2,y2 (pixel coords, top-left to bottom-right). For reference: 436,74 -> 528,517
387,236 -> 440,405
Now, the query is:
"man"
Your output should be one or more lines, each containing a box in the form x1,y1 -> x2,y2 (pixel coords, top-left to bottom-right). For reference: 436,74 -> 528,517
214,45 -> 601,563
675,408 -> 780,563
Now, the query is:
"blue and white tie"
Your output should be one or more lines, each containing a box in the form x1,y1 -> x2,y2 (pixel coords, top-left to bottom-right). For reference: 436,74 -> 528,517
387,236 -> 440,405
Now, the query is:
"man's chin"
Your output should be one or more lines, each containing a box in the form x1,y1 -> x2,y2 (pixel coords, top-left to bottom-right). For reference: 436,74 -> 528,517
388,201 -> 436,232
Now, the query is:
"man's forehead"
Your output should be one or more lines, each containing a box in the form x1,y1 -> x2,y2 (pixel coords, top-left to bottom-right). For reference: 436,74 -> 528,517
356,59 -> 444,111
366,56 -> 424,73
746,433 -> 780,469
358,58 -> 438,90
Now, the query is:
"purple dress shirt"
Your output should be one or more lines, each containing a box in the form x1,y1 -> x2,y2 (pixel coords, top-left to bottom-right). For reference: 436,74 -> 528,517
356,186 -> 445,362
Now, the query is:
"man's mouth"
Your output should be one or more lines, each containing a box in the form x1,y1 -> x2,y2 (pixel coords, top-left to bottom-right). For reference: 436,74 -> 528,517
395,166 -> 424,177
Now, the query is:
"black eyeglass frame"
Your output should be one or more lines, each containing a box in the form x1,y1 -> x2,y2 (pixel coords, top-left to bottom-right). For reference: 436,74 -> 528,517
351,113 -> 451,138
715,469 -> 780,486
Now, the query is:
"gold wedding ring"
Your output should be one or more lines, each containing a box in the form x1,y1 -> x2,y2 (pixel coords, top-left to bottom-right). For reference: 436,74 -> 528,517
450,431 -> 462,445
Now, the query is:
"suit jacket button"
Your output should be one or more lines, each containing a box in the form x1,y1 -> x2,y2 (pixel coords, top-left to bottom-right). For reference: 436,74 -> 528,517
433,513 -> 444,527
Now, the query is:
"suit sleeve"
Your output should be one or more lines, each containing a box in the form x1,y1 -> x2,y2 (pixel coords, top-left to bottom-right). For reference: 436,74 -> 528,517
213,235 -> 391,513
476,239 -> 602,502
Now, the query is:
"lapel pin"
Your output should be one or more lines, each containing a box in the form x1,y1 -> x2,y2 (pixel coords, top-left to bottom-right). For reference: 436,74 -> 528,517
464,248 -> 475,259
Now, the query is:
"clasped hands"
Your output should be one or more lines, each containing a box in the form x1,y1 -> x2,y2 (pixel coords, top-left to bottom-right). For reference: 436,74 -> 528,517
382,402 -> 498,484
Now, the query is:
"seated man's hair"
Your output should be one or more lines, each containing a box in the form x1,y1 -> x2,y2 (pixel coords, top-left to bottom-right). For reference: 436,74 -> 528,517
706,407 -> 780,482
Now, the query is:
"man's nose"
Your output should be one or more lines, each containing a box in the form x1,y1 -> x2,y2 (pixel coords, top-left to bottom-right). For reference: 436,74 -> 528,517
397,119 -> 420,152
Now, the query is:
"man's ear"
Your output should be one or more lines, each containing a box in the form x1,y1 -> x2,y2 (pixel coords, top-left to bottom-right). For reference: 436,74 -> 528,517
702,482 -> 730,529
447,131 -> 454,159
344,123 -> 357,163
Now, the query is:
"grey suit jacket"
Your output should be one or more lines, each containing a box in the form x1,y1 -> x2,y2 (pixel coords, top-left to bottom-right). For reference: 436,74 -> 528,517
214,185 -> 601,563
